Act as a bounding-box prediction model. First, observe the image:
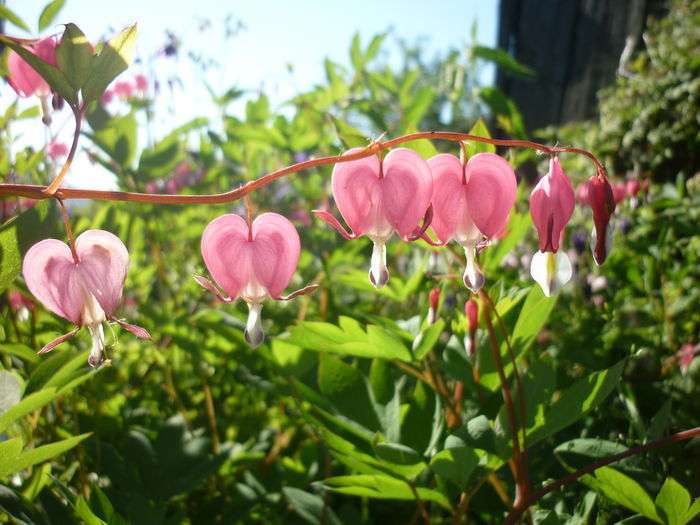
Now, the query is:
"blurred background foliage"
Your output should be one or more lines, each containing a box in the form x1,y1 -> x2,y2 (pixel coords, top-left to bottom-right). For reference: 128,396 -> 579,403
0,0 -> 698,523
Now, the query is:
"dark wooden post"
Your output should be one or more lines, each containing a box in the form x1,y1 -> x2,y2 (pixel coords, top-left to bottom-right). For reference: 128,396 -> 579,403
496,0 -> 666,130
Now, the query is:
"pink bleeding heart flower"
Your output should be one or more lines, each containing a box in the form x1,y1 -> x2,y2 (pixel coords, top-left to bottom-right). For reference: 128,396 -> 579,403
677,343 -> 698,376
428,152 -> 517,291
114,81 -> 134,99
529,156 -> 575,297
196,212 -> 316,347
612,183 -> 626,204
313,147 -> 433,288
7,37 -> 58,125
22,230 -> 150,367
587,175 -> 616,266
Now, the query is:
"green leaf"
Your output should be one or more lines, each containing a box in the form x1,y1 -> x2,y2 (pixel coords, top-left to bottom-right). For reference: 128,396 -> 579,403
82,23 -> 138,105
287,319 -> 412,361
0,388 -> 57,434
0,343 -> 41,363
655,478 -> 690,525
374,443 -> 422,466
0,5 -> 30,32
365,33 -> 386,62
86,112 -> 138,167
554,438 -> 628,471
402,86 -> 434,129
38,0 -> 65,32
0,198 -> 54,295
430,446 -> 479,487
582,467 -> 660,522
0,433 -> 90,479
0,36 -> 77,104
528,361 -> 625,447
472,45 -> 535,78
282,487 -> 342,525
56,23 -> 94,90
350,32 -> 362,70
465,118 -> 496,157
75,496 -> 107,525
321,474 -> 451,510
413,319 -> 445,361
685,498 -> 700,524
330,116 -> 367,149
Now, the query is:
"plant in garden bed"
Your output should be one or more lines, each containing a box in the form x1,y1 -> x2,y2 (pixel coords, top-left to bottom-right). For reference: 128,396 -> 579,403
0,4 -> 698,524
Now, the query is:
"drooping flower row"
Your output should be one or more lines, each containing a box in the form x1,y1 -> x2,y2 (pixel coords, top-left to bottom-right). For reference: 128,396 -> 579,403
19,146 -> 614,361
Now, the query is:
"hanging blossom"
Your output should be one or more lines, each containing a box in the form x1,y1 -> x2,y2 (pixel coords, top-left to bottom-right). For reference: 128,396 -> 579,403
427,152 -> 517,291
529,156 -> 576,297
47,141 -> 68,161
314,148 -> 433,288
6,37 -> 58,125
586,174 -> 616,265
196,212 -> 316,347
22,230 -> 150,366
464,299 -> 478,358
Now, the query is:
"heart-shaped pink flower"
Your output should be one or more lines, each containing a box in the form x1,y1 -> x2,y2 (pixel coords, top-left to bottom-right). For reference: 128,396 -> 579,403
22,229 -> 149,366
428,152 -> 517,291
197,212 -> 315,347
314,147 -> 433,288
529,157 -> 576,296
7,37 -> 58,125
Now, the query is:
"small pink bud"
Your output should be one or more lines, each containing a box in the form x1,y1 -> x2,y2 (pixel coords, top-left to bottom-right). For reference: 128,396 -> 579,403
134,74 -> 148,92
114,81 -> 134,99
576,182 -> 590,205
587,175 -> 616,265
427,287 -> 440,325
47,141 -> 68,160
464,299 -> 478,357
677,344 -> 697,376
101,89 -> 114,104
625,179 -> 641,198
22,230 -> 149,364
612,183 -> 626,204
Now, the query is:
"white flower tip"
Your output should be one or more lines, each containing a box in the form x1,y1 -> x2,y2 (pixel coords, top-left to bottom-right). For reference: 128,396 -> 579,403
462,245 -> 485,292
244,303 -> 265,348
530,250 -> 572,297
87,323 -> 106,368
369,242 -> 389,289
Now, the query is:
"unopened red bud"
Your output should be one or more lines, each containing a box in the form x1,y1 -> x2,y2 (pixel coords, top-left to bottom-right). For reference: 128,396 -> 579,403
625,179 -> 641,198
427,287 -> 440,325
587,175 -> 615,265
465,299 -> 478,334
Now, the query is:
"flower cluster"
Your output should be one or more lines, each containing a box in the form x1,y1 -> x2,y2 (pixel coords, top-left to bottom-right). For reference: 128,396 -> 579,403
19,146 -> 613,361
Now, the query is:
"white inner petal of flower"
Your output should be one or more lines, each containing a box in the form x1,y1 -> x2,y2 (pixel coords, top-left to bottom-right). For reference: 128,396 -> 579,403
462,243 -> 485,292
87,323 -> 105,368
244,302 -> 264,348
241,279 -> 269,304
369,241 -> 389,289
81,288 -> 106,326
530,250 -> 573,297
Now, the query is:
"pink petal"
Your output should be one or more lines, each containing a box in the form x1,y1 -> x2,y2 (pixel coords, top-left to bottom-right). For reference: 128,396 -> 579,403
464,153 -> 517,238
22,239 -> 85,324
75,230 -> 129,317
428,153 -> 469,243
115,319 -> 151,339
7,38 -> 56,98
193,274 -> 232,302
201,214 -> 251,299
530,157 -> 575,252
311,210 -> 357,239
251,213 -> 300,299
200,213 -> 301,301
279,283 -> 319,301
381,148 -> 433,238
331,148 -> 383,236
38,327 -> 80,355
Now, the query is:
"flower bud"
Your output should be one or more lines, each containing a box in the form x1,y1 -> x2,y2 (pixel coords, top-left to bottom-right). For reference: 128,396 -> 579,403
587,175 -> 616,265
427,287 -> 440,325
464,299 -> 478,357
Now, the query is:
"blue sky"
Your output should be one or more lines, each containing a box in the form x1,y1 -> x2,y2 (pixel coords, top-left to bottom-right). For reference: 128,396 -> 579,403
4,0 -> 498,188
